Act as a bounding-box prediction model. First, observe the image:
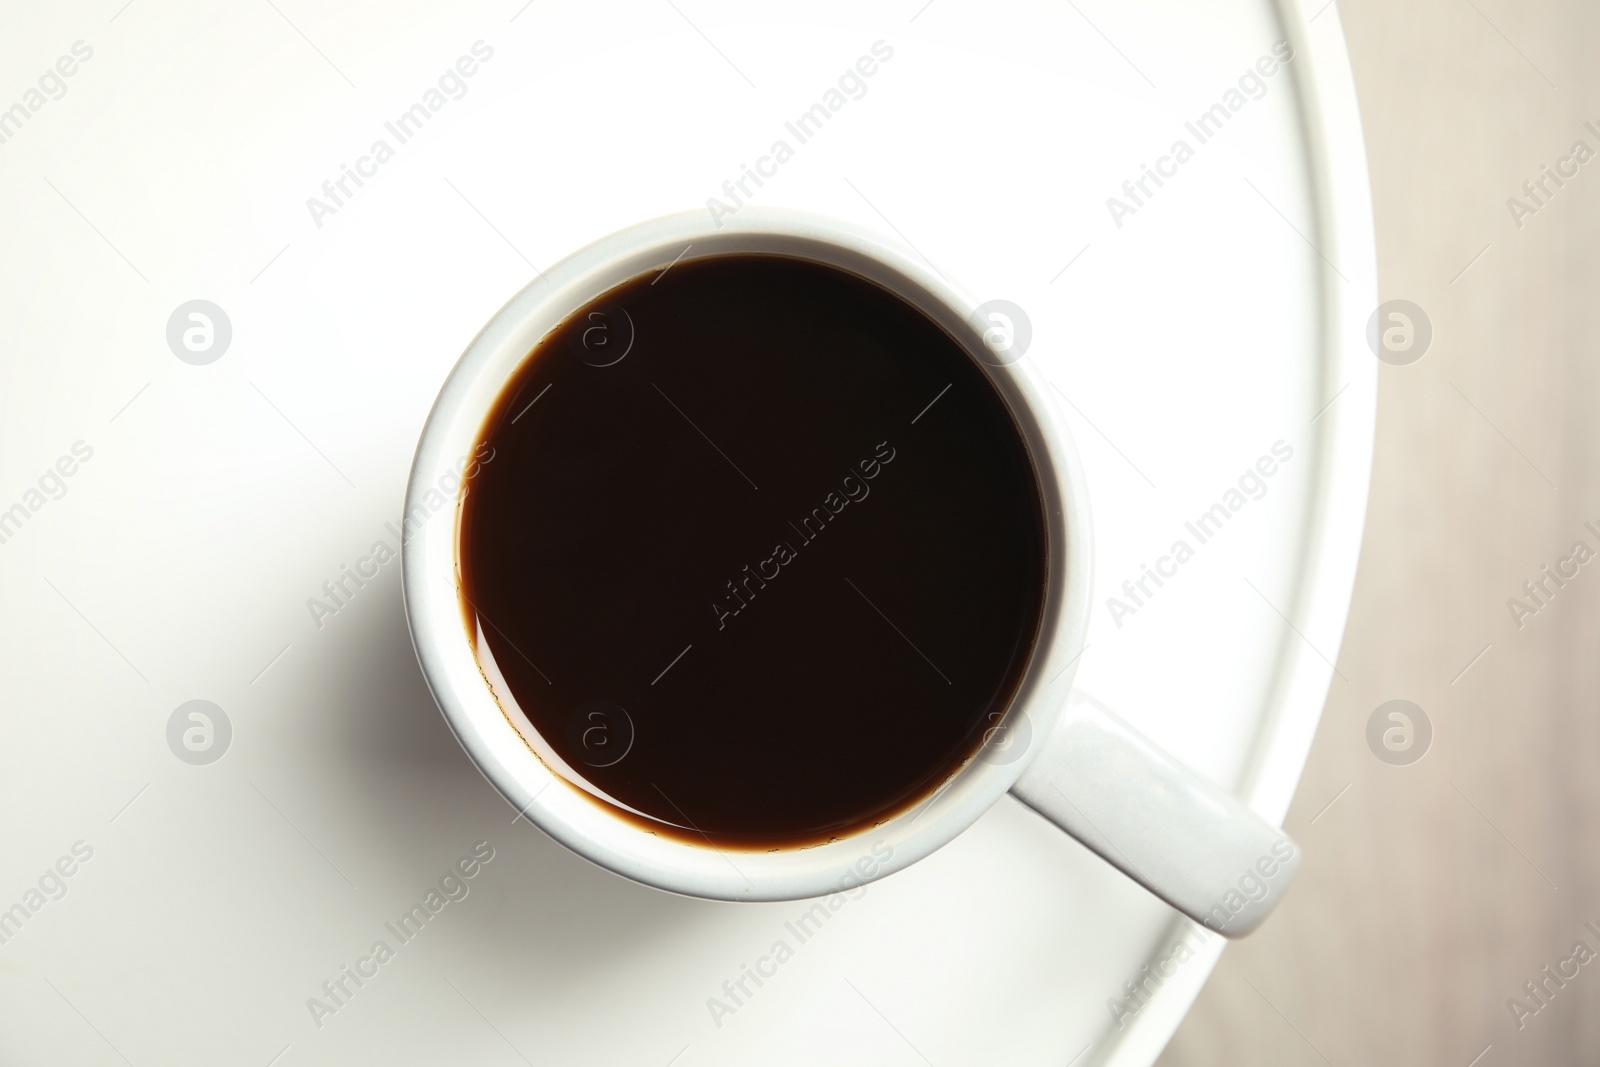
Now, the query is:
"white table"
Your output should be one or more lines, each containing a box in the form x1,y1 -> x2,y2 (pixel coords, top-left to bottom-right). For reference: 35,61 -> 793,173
0,1 -> 1373,1063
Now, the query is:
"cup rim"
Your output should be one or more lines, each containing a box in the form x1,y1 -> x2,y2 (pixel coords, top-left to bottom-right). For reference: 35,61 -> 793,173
401,205 -> 1093,901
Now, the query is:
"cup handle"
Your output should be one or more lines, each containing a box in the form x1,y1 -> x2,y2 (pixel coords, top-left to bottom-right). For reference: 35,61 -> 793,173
1007,689 -> 1300,938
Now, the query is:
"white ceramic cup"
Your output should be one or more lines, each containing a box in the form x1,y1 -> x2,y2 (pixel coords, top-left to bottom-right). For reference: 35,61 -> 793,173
403,207 -> 1300,938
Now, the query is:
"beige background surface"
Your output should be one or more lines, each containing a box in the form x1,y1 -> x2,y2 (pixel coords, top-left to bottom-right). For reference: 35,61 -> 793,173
1160,1 -> 1600,1064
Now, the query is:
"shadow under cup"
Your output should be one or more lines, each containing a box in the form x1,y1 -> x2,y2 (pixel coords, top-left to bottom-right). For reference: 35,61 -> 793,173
453,251 -> 1051,852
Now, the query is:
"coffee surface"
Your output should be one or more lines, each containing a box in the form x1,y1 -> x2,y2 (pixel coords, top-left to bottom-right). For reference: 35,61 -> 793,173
458,253 -> 1046,848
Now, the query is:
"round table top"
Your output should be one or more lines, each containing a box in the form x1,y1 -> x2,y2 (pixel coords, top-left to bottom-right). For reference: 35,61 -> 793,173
0,1 -> 1373,1063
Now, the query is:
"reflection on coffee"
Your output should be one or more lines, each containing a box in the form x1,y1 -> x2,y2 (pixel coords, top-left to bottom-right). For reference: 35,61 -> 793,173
458,254 -> 1046,848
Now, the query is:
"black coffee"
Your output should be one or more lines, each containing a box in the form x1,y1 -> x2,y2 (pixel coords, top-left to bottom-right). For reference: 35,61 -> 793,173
458,253 -> 1047,848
